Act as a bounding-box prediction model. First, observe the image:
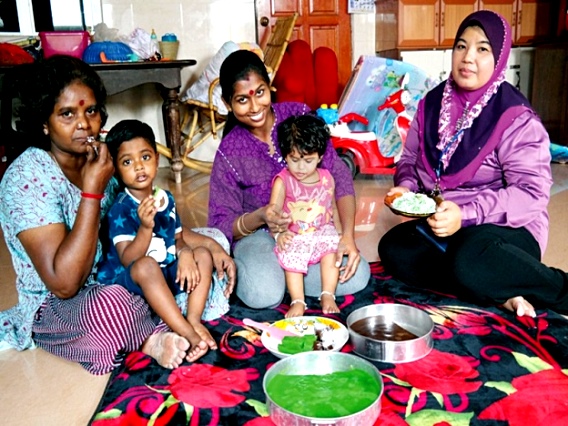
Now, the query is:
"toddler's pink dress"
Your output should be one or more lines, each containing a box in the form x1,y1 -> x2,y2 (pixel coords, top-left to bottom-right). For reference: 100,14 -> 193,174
273,168 -> 339,273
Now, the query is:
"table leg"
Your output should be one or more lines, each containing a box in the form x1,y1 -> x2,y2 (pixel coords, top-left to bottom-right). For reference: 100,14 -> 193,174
162,87 -> 183,183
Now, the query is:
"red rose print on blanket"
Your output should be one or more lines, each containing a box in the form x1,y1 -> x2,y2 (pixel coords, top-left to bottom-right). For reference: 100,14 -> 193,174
479,368 -> 568,425
90,385 -> 169,425
394,349 -> 482,394
167,364 -> 254,408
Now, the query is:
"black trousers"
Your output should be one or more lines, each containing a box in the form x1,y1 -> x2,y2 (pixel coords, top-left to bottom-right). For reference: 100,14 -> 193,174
378,221 -> 568,314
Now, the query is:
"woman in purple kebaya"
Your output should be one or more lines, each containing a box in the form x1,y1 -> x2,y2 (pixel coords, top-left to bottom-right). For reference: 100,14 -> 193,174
379,10 -> 568,317
208,50 -> 370,310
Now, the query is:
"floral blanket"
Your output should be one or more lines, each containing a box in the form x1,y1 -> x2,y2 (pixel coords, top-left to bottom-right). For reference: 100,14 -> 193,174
91,263 -> 568,425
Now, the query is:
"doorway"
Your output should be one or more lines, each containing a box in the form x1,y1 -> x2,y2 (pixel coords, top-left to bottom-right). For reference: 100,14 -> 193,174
255,0 -> 352,91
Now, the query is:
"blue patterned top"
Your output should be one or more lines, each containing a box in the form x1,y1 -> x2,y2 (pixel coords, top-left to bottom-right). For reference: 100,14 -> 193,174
0,148 -> 118,350
97,188 -> 181,284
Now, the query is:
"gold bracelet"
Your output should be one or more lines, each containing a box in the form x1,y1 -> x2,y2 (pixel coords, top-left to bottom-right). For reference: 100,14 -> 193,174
240,212 -> 254,234
236,215 -> 245,236
236,214 -> 251,236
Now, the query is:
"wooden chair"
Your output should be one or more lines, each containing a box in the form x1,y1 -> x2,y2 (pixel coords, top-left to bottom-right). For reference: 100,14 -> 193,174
160,76 -> 225,175
166,13 -> 298,175
262,12 -> 298,86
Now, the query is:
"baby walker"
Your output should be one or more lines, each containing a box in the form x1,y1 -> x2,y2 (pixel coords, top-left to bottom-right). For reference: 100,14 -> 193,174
318,74 -> 412,178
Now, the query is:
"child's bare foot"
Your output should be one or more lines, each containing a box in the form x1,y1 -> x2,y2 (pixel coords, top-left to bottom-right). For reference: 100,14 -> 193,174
190,321 -> 218,350
186,335 -> 209,363
141,332 -> 189,369
319,291 -> 340,314
286,299 -> 307,318
503,296 -> 536,317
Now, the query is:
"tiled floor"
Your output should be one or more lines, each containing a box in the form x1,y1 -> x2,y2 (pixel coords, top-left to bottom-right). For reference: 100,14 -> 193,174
1,163 -> 568,425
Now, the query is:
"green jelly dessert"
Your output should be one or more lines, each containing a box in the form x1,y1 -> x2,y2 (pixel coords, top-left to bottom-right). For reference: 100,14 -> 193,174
266,369 -> 380,418
278,334 -> 317,355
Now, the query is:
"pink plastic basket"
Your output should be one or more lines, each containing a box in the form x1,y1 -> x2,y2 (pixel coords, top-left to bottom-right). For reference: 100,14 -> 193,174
39,31 -> 90,59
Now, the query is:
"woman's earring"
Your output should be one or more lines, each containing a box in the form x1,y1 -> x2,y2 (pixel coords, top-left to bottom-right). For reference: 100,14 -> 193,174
43,128 -> 48,135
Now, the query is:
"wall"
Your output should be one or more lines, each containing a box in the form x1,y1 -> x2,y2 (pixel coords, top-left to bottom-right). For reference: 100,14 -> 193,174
99,0 -> 376,152
100,0 -> 257,147
0,1 -> 375,160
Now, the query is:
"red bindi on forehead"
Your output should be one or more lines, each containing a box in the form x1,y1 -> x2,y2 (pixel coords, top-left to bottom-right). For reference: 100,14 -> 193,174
79,99 -> 85,106
249,90 -> 254,96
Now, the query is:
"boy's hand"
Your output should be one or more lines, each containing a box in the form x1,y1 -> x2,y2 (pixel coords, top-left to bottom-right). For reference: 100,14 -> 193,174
137,196 -> 157,230
176,249 -> 201,293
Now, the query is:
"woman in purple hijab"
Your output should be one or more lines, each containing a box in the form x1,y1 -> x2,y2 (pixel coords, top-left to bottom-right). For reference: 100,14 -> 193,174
379,10 -> 568,316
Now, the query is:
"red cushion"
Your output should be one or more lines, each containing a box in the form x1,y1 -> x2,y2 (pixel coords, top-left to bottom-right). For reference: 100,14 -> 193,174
0,43 -> 34,65
313,46 -> 339,108
273,50 -> 305,103
288,40 -> 316,109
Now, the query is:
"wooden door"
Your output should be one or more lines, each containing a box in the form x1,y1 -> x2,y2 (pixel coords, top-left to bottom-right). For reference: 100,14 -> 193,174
255,0 -> 352,90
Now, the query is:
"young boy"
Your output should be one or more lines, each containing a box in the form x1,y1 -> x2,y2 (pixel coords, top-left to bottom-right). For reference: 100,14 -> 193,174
97,119 -> 229,363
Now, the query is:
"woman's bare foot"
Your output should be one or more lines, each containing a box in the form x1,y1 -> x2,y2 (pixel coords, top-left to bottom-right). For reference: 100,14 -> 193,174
320,292 -> 340,314
503,296 -> 536,317
286,299 -> 306,318
141,332 -> 189,369
190,321 -> 218,350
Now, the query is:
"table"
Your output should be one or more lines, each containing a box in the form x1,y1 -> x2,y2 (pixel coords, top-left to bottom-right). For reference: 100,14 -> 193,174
0,59 -> 196,183
89,60 -> 197,183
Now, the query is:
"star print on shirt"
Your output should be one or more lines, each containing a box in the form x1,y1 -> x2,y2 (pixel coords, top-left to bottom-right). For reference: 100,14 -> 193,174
113,214 -> 127,229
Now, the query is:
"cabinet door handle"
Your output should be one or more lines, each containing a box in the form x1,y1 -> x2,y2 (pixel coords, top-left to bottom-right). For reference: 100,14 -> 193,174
513,11 -> 517,26
441,12 -> 445,28
435,12 -> 439,29
518,11 -> 522,26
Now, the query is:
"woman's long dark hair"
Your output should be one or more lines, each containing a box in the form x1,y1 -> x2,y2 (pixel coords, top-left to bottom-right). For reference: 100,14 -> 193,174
219,49 -> 271,138
14,55 -> 108,151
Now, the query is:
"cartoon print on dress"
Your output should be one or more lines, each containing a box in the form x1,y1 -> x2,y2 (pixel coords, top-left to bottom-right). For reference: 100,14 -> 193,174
288,199 -> 325,234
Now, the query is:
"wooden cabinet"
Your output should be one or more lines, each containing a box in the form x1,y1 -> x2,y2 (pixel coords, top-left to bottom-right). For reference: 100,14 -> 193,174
382,0 -> 560,52
398,0 -> 477,48
481,0 -> 557,45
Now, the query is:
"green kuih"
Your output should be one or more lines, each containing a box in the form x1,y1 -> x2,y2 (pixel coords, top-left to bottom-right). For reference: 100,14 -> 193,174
277,335 -> 317,354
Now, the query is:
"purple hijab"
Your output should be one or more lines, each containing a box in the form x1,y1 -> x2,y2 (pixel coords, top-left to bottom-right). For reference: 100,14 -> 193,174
423,10 -> 530,179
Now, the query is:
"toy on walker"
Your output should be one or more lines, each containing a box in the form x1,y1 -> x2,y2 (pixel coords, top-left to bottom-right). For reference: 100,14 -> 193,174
317,75 -> 412,178
325,56 -> 436,177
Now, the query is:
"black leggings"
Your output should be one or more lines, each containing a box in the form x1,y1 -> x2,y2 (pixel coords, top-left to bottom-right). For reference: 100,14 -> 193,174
378,221 -> 568,313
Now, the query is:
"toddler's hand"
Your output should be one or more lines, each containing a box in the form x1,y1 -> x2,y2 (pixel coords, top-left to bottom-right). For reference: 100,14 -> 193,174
275,231 -> 293,251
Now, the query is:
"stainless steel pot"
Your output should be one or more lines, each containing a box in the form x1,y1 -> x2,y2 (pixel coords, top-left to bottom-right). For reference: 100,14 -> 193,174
346,303 -> 434,363
263,352 -> 383,426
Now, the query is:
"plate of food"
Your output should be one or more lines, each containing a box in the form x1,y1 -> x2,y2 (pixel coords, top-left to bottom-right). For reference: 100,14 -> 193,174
384,192 -> 437,218
259,316 -> 349,359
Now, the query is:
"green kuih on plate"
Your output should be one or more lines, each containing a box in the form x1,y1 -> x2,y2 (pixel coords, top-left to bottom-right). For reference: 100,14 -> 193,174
277,334 -> 317,355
